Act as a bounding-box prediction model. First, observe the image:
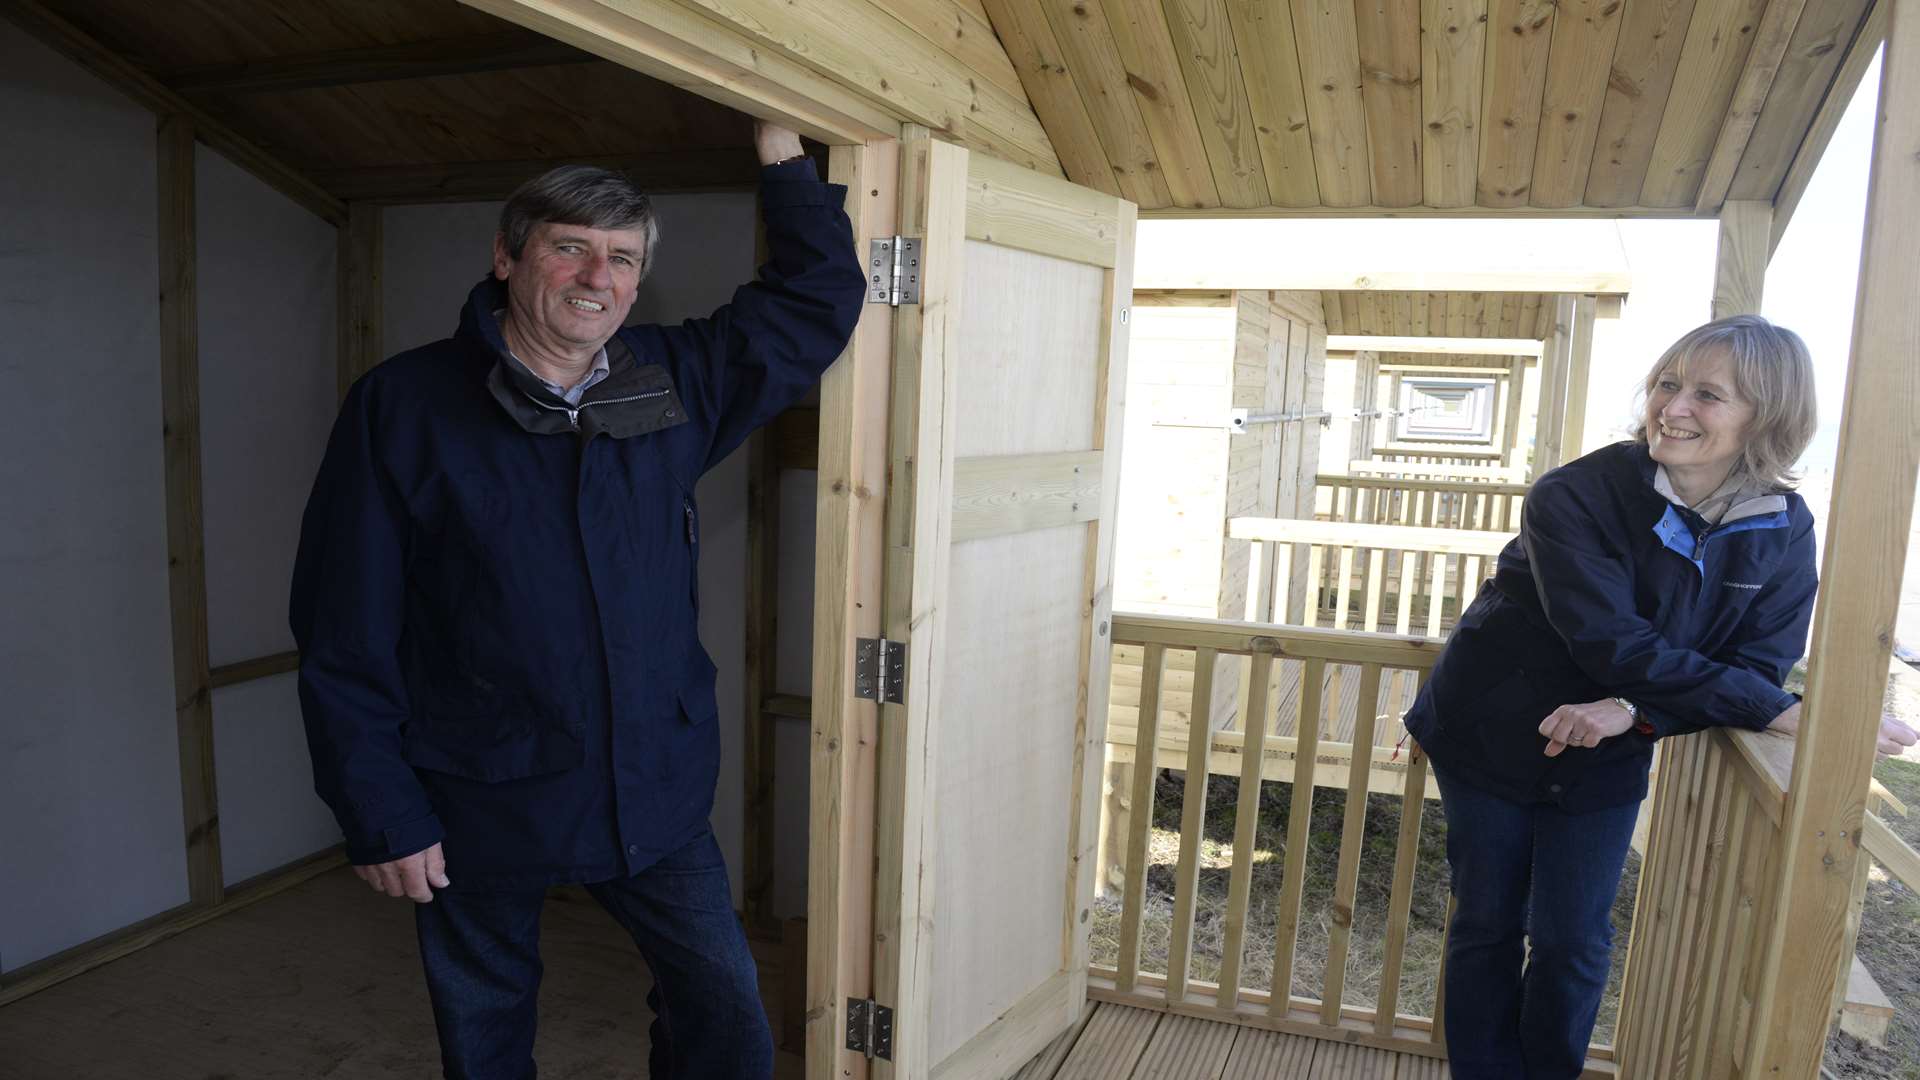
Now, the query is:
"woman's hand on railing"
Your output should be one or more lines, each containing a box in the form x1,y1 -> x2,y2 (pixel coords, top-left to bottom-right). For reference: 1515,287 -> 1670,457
1538,699 -> 1636,756
1766,700 -> 1920,757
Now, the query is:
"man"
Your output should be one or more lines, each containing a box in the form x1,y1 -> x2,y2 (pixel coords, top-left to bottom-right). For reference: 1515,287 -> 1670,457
290,121 -> 864,1079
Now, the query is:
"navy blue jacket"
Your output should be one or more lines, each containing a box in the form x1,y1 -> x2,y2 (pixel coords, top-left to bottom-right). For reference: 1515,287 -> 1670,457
291,162 -> 865,888
1403,442 -> 1817,811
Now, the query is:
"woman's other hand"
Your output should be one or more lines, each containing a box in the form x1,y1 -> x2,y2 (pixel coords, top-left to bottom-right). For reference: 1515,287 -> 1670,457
1538,699 -> 1636,756
1766,700 -> 1917,757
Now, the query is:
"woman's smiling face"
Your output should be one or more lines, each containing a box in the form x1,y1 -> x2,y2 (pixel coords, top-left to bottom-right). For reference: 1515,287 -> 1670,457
1645,348 -> 1756,485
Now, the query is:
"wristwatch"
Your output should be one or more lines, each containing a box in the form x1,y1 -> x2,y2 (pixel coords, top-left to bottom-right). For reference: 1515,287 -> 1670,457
1615,697 -> 1655,735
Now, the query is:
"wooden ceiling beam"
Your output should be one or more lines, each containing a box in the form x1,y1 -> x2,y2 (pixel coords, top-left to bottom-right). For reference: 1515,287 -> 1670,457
0,0 -> 345,226
1692,0 -> 1813,213
1771,0 -> 1888,252
309,148 -> 764,203
161,31 -> 597,95
1328,334 -> 1543,355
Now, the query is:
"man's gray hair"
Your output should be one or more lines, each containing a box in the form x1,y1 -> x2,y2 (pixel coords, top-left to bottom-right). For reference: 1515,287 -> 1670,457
498,165 -> 660,278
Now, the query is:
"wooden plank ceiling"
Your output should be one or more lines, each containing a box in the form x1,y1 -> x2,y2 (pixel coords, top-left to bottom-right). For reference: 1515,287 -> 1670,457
982,0 -> 1879,215
26,0 -> 761,201
1322,289 -> 1549,337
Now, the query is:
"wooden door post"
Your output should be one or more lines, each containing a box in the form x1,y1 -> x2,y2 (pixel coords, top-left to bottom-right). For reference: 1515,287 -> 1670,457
1713,201 -> 1773,319
1747,0 -> 1920,1072
1561,295 -> 1597,460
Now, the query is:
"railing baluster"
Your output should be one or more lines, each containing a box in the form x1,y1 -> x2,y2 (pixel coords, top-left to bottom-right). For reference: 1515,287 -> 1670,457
1304,545 -> 1325,627
1323,665 -> 1384,1025
1217,651 -> 1273,1007
1166,648 -> 1217,1003
1424,553 -> 1446,637
1376,735 -> 1430,1035
1653,740 -> 1729,1072
1115,642 -> 1166,994
1462,555 -> 1482,612
1333,546 -> 1356,630
1680,748 -> 1743,1080
1363,549 -> 1386,633
1271,656 -> 1326,1019
1431,893 -> 1455,1050
1274,543 -> 1293,625
1395,549 -> 1417,636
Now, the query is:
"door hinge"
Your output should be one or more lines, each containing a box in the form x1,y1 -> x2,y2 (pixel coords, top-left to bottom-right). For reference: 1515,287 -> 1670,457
866,236 -> 921,306
845,997 -> 895,1061
854,637 -> 906,704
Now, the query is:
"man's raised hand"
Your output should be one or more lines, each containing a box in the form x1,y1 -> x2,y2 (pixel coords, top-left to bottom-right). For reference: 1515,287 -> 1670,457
753,120 -> 805,167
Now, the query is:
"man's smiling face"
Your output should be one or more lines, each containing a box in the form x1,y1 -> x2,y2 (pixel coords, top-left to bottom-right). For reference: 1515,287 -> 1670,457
492,220 -> 649,352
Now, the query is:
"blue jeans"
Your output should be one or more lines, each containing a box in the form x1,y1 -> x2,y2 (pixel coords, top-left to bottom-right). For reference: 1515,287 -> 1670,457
1432,763 -> 1640,1080
413,828 -> 772,1079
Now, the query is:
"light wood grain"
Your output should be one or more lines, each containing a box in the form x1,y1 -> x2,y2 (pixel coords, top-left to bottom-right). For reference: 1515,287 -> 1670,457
1226,0 -> 1323,206
1355,0 -> 1423,207
982,0 -> 1125,196
1730,0 -> 1876,204
1712,201 -> 1771,318
1271,656 -> 1326,1014
1321,666 -> 1383,1023
1421,0 -> 1489,207
1165,0 -> 1272,207
1638,0 -> 1772,207
1216,652 -> 1274,1006
1041,0 -> 1175,205
1529,0 -> 1626,207
1165,649 -> 1218,1002
158,114 -> 222,908
1747,2 -> 1920,1070
1106,0 -> 1227,207
967,151 -> 1124,266
950,450 -> 1103,541
806,137 -> 899,1080
1770,0 -> 1886,248
1117,643 -> 1168,992
1582,0 -> 1700,206
1475,0 -> 1557,206
1291,0 -> 1375,206
1693,0 -> 1815,212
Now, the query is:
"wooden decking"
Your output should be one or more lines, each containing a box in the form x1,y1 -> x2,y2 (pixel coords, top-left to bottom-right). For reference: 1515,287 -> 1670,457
1015,1001 -> 1450,1080
0,866 -> 804,1079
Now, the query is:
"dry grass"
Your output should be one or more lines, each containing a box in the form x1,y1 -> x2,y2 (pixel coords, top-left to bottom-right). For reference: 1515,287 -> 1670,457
1090,768 -> 1640,1036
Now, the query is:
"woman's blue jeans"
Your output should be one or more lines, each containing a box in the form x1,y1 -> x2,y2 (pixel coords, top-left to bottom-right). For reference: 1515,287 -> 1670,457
1431,763 -> 1640,1080
412,827 -> 773,1079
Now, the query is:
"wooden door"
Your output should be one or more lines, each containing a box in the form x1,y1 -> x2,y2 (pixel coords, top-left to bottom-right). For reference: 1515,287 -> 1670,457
867,133 -> 1135,1078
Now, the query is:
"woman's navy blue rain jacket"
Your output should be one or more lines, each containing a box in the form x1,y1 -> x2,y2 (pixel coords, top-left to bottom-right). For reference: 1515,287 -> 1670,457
1403,441 -> 1818,812
290,162 -> 866,889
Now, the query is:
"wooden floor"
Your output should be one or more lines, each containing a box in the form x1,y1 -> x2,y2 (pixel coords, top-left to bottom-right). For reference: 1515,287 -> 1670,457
0,866 -> 803,1079
1015,1001 -> 1451,1080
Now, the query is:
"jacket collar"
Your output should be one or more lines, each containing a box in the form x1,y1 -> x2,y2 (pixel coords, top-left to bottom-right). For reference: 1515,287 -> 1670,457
457,277 -> 691,441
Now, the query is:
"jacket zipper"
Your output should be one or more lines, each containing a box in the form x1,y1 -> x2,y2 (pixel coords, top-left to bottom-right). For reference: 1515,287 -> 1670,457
519,386 -> 670,431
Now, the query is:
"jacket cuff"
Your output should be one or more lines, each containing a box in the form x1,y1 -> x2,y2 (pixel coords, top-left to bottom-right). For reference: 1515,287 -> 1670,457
761,159 -> 846,209
344,812 -> 445,866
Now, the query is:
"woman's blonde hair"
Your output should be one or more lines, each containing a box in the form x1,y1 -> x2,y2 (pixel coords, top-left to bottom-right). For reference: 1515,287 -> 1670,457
1629,314 -> 1817,491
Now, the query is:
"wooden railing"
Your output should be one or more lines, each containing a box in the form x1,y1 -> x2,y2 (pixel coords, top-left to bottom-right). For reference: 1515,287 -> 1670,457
1375,443 -> 1507,468
1347,460 -> 1529,483
1095,614 -> 1453,1059
1317,473 -> 1530,531
1228,517 -> 1512,638
1614,727 -> 1920,1075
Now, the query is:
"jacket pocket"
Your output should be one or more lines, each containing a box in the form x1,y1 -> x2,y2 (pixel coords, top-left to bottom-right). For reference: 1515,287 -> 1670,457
402,710 -> 584,782
678,648 -> 720,725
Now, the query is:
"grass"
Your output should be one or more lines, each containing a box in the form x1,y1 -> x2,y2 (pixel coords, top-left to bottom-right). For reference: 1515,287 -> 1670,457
1088,768 -> 1640,1038
1825,753 -> 1920,1079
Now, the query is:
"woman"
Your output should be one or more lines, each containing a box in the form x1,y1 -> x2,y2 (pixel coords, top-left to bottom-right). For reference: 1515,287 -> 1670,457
1402,315 -> 1916,1079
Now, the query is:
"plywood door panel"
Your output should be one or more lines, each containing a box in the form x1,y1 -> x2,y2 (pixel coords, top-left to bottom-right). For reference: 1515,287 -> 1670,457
869,138 -> 1135,1079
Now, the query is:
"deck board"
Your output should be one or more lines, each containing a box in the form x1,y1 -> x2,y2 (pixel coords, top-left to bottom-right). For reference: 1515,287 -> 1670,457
1051,1000 -> 1161,1079
1025,1003 -> 1455,1079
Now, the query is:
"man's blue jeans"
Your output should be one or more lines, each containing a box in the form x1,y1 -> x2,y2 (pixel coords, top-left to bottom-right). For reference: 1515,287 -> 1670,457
412,827 -> 773,1080
1431,763 -> 1640,1080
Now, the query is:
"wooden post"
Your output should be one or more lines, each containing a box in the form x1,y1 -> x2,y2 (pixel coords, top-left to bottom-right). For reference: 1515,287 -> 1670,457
805,135 -> 900,1080
1713,201 -> 1773,319
336,202 -> 382,400
1561,294 -> 1596,460
158,114 -> 222,906
1531,296 -> 1574,478
1747,1 -> 1920,1071
1503,355 -> 1527,467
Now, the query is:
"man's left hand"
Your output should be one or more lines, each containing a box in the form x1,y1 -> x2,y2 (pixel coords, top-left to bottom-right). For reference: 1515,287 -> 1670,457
754,120 -> 805,166
1539,699 -> 1637,757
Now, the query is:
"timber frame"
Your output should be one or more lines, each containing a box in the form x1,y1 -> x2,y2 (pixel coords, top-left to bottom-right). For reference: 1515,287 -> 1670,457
6,0 -> 1919,1076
